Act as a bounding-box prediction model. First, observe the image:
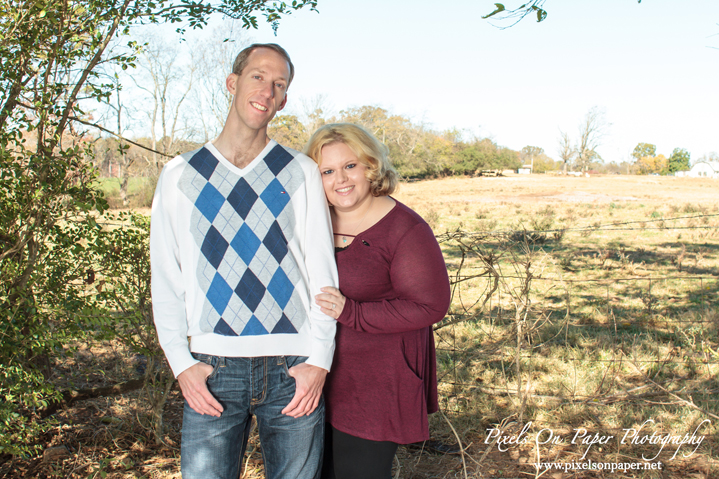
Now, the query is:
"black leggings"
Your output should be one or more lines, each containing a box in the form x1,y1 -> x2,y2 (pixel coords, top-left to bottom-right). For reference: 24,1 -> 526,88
321,424 -> 399,479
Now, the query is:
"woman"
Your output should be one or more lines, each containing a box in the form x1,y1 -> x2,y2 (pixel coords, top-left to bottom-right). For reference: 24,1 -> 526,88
304,123 -> 451,479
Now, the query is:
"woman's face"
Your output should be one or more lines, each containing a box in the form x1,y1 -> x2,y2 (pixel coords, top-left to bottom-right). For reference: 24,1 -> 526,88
318,141 -> 372,212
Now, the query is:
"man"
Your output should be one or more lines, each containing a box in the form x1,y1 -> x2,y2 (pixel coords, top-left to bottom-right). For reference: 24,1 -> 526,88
150,43 -> 337,479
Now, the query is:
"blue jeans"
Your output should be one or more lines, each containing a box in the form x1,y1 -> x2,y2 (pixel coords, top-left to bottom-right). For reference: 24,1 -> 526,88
181,354 -> 324,479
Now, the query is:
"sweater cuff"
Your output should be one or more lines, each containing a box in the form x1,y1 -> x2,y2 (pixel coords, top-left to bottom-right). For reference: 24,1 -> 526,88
165,347 -> 200,378
335,297 -> 354,328
306,344 -> 334,372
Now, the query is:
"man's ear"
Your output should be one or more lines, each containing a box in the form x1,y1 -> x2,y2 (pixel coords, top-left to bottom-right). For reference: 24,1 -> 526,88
226,73 -> 238,95
278,93 -> 288,112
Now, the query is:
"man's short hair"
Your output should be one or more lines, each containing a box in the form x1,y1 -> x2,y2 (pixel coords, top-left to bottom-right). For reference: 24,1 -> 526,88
232,43 -> 295,88
304,123 -> 399,197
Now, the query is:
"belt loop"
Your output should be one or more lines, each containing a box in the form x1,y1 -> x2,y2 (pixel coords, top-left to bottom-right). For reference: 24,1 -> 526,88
218,356 -> 226,368
277,356 -> 284,366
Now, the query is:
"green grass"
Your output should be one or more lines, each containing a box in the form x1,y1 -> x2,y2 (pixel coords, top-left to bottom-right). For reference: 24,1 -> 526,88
95,177 -> 156,209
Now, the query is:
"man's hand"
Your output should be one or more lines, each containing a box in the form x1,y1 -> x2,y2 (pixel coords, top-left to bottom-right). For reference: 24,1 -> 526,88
177,362 -> 224,417
281,363 -> 327,418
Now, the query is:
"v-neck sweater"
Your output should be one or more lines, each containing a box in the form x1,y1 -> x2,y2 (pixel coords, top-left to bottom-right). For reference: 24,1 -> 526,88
324,200 -> 451,444
150,141 -> 338,377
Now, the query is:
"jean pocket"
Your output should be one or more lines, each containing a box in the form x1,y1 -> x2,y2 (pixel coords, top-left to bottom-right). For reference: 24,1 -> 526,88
192,353 -> 221,381
281,355 -> 308,377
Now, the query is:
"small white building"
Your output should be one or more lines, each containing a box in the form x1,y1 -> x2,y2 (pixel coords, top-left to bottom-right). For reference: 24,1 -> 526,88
683,161 -> 719,179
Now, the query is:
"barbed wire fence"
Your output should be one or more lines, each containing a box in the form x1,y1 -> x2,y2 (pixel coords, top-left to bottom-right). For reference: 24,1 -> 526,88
431,214 -> 719,430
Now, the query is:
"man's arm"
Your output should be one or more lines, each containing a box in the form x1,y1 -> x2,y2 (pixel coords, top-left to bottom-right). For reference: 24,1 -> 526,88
150,161 -> 221,415
282,158 -> 338,416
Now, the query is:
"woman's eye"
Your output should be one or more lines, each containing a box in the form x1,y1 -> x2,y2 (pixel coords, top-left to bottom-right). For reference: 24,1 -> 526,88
322,169 -> 333,175
346,164 -> 356,169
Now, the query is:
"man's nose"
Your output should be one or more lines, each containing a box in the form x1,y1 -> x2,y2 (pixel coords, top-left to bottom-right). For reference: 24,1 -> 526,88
260,81 -> 274,99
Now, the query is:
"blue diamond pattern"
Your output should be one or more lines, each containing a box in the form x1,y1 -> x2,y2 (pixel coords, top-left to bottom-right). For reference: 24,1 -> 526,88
267,268 -> 293,309
201,226 -> 229,269
227,178 -> 258,219
206,273 -> 233,315
179,144 -> 308,337
262,221 -> 288,263
260,179 -> 290,217
189,148 -> 219,180
241,316 -> 269,336
265,145 -> 293,176
235,269 -> 266,312
231,223 -> 261,265
196,183 -> 225,222
214,318 -> 238,336
271,314 -> 297,334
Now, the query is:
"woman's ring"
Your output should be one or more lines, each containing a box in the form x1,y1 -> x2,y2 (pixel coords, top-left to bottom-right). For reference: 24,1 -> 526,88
332,303 -> 336,309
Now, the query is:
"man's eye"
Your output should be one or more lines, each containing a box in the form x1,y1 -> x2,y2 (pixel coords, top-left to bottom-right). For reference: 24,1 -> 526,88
253,75 -> 262,80
275,83 -> 286,89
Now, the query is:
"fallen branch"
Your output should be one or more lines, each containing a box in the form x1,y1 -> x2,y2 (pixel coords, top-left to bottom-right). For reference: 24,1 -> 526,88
41,378 -> 145,417
628,357 -> 719,421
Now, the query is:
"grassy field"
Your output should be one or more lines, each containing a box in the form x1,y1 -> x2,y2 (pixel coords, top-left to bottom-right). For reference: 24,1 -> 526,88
95,177 -> 156,209
5,174 -> 718,478
395,174 -> 719,478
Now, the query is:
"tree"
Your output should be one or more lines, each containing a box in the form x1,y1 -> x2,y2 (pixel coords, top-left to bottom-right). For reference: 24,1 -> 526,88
268,114 -> 308,151
557,130 -> 575,174
131,33 -> 195,171
636,153 -> 667,175
574,107 -> 608,172
410,129 -> 458,177
532,152 -> 560,173
632,142 -> 657,162
483,1 -> 643,26
191,22 -> 248,142
521,145 -> 543,172
668,147 -> 691,173
0,0 -> 317,455
338,105 -> 426,173
482,1 -> 548,26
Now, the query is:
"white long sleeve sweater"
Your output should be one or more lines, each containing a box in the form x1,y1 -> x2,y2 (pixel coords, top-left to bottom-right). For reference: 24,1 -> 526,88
150,140 -> 337,377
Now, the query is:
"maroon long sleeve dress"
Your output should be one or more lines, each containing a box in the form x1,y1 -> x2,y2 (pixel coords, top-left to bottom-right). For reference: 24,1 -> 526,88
324,200 -> 451,444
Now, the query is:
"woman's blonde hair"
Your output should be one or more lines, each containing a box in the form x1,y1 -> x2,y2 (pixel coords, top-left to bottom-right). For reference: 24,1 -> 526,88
304,123 -> 399,197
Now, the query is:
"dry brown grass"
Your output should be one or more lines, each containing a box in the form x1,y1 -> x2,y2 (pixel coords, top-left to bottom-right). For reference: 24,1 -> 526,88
4,174 -> 719,478
399,174 -> 719,479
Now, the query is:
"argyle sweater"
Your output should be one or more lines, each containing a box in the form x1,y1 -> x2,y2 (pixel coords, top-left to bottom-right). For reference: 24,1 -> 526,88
151,140 -> 338,377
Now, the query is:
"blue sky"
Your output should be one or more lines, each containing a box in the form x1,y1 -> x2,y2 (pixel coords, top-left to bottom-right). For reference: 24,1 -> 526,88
191,1 -> 719,163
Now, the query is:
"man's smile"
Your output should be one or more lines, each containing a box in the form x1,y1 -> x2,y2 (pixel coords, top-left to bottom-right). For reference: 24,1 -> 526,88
250,101 -> 268,112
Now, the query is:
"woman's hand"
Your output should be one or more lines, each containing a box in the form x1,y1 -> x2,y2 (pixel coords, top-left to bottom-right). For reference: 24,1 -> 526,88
315,286 -> 346,319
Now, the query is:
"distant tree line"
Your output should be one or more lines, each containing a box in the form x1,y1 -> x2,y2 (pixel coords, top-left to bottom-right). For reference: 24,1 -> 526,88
630,143 -> 718,175
267,105 -> 524,178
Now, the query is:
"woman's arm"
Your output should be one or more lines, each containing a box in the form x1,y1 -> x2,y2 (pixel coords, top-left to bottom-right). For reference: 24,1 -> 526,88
334,221 -> 451,334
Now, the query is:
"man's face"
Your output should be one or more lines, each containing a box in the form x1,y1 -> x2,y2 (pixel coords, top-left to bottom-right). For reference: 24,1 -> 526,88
227,47 -> 290,132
